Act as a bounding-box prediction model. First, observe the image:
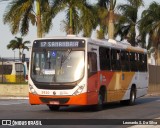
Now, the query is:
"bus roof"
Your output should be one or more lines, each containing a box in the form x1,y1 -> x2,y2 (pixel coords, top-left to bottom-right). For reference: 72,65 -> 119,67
88,38 -> 147,53
33,35 -> 147,53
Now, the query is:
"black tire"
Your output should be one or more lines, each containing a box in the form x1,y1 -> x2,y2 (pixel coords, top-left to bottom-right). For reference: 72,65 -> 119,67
129,87 -> 136,105
120,87 -> 136,106
48,105 -> 60,111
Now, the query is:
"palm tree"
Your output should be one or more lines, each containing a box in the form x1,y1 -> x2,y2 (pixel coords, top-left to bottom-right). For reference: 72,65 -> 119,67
96,0 -> 109,39
116,0 -> 144,46
139,2 -> 160,65
108,0 -> 116,39
49,0 -> 96,36
3,0 -> 52,38
7,37 -> 30,59
94,0 -> 117,39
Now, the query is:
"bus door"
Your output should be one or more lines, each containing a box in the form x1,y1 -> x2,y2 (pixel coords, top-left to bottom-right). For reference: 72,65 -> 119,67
87,52 -> 98,104
15,63 -> 25,82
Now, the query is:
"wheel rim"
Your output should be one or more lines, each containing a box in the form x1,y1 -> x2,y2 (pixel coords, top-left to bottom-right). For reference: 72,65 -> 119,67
131,91 -> 135,103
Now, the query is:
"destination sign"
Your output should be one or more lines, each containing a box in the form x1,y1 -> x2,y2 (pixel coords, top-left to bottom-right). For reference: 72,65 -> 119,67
40,41 -> 79,47
33,39 -> 85,48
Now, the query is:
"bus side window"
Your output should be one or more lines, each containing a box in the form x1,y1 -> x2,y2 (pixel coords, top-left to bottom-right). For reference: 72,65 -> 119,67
144,54 -> 147,71
88,52 -> 97,75
99,47 -> 111,70
121,51 -> 130,71
111,49 -> 121,71
0,65 -> 12,75
139,54 -> 147,72
130,52 -> 138,71
121,51 -> 127,71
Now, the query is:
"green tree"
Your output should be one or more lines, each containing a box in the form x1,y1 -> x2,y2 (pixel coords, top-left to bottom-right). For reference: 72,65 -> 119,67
3,0 -> 52,38
116,0 -> 144,46
49,0 -> 96,37
139,2 -> 160,64
7,37 -> 30,59
96,0 -> 109,39
95,0 -> 117,39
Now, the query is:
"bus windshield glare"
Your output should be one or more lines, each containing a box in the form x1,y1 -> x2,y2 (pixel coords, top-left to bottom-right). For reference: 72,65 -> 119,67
31,49 -> 84,83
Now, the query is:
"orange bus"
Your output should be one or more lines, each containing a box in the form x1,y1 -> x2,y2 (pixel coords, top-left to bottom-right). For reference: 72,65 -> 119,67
28,35 -> 148,111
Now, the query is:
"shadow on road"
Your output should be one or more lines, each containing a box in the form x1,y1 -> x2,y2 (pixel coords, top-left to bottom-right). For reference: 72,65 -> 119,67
42,96 -> 160,113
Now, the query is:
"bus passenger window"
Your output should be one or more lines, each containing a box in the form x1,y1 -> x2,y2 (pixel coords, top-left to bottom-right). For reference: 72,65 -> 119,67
121,51 -> 130,71
130,52 -> 138,71
144,54 -> 147,71
111,49 -> 121,71
99,47 -> 111,70
88,52 -> 97,75
139,54 -> 147,72
0,65 -> 12,75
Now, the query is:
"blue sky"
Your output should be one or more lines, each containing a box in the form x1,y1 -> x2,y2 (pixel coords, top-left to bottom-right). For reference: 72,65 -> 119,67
0,0 -> 159,58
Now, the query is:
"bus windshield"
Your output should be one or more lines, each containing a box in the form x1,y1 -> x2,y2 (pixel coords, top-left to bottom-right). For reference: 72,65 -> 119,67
31,49 -> 84,83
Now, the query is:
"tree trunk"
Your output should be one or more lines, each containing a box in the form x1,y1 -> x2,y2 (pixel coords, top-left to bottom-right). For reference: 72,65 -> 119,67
36,0 -> 42,38
19,50 -> 21,60
108,10 -> 114,39
68,7 -> 73,34
156,44 -> 160,65
97,26 -> 105,39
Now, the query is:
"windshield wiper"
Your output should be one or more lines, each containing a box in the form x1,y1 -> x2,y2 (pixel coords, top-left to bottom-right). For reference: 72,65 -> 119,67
60,49 -> 72,69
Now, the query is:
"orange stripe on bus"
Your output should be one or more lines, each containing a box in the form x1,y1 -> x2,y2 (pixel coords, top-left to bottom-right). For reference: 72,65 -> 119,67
29,92 -> 97,105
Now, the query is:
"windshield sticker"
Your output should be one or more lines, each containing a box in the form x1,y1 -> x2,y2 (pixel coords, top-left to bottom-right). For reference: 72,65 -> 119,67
52,51 -> 56,57
35,67 -> 40,71
42,69 -> 55,75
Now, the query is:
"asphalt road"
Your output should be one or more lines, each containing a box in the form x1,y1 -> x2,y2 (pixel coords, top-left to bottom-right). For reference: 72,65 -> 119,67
0,95 -> 159,128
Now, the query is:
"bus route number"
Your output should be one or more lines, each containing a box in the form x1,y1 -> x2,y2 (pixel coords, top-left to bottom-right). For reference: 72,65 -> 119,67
42,91 -> 50,95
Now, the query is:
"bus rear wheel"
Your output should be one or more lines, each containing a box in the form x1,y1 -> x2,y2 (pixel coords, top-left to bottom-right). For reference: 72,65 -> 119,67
129,87 -> 136,105
120,87 -> 136,105
48,105 -> 60,111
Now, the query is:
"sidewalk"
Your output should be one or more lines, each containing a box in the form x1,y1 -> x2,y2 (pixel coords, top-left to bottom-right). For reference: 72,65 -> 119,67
0,84 -> 28,98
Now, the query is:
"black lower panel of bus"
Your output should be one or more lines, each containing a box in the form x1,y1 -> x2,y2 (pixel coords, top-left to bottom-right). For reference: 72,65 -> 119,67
35,84 -> 75,90
39,97 -> 70,104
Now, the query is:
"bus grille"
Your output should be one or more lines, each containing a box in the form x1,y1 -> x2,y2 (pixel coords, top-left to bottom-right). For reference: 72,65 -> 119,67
39,97 -> 70,104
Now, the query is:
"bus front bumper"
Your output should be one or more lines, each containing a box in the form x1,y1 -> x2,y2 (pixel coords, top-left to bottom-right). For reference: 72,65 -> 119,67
29,92 -> 98,106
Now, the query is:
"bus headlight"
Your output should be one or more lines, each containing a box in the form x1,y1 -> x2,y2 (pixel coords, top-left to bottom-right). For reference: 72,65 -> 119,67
73,84 -> 85,95
29,84 -> 37,94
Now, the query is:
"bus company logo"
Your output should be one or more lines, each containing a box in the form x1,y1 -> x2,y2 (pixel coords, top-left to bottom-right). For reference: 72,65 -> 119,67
2,120 -> 11,126
53,91 -> 56,95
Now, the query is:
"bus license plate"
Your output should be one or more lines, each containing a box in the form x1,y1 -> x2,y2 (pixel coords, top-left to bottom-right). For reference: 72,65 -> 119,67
49,101 -> 60,105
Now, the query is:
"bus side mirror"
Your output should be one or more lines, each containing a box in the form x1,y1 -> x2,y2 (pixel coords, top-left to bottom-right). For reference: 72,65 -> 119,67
22,54 -> 25,62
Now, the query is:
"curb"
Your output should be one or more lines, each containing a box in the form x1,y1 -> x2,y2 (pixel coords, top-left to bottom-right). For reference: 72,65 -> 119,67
147,93 -> 160,96
0,97 -> 29,99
